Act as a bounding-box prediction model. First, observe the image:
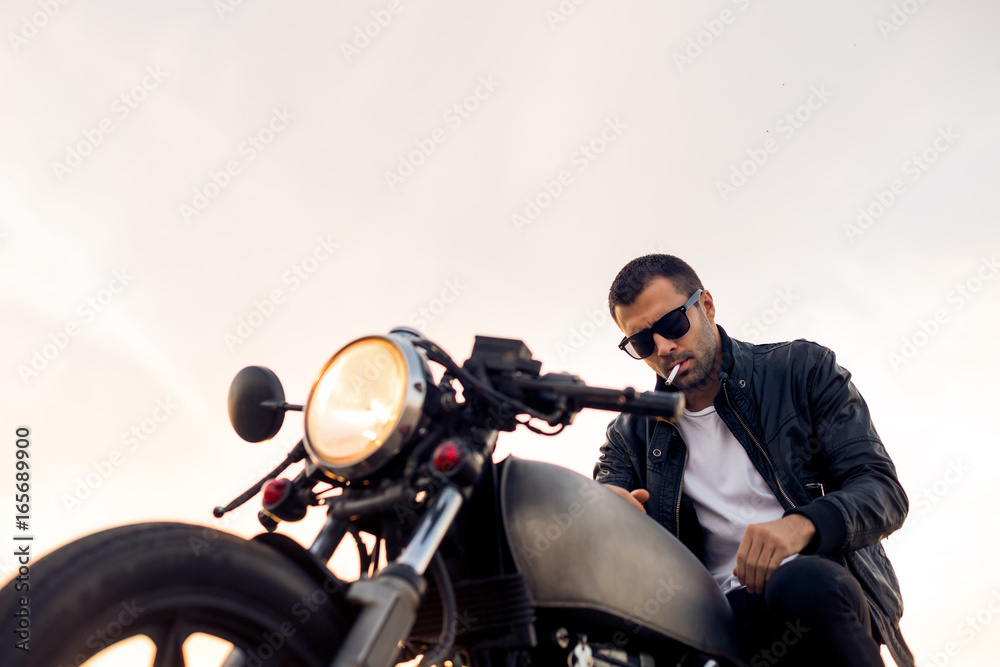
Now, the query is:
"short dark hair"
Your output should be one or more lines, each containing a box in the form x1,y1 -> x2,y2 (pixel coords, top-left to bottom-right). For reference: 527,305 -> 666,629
608,254 -> 704,321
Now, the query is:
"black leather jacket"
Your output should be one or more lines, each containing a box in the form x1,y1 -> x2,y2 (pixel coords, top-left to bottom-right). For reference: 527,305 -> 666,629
594,326 -> 913,667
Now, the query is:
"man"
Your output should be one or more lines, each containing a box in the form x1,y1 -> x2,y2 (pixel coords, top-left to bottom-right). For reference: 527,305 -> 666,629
594,254 -> 913,667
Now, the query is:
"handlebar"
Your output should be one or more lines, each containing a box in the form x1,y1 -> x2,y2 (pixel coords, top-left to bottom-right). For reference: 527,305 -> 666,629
463,335 -> 685,427
511,374 -> 685,423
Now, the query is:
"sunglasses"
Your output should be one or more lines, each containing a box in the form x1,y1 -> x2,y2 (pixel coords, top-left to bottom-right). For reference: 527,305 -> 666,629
618,289 -> 703,359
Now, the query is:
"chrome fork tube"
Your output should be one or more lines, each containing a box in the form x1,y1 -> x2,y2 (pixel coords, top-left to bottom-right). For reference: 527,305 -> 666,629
309,507 -> 349,562
332,485 -> 465,667
397,484 -> 464,574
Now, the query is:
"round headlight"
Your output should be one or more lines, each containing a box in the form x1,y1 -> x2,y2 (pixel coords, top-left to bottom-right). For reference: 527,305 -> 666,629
304,335 -> 426,479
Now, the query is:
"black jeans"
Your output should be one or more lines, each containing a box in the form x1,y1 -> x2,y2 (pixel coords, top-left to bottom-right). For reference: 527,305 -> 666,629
725,556 -> 884,667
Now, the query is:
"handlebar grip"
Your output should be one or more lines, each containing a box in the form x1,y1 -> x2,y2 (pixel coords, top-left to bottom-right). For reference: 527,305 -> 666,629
504,374 -> 686,424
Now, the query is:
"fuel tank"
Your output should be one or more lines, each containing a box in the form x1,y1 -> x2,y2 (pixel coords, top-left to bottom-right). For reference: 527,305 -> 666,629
500,457 -> 742,664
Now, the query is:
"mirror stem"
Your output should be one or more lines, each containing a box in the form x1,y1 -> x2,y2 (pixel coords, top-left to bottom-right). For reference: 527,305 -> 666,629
260,400 -> 303,412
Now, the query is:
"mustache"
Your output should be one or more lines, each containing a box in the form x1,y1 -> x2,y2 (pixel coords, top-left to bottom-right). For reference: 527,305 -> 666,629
662,353 -> 693,368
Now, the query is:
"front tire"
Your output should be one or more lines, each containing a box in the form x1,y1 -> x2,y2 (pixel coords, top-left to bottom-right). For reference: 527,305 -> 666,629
0,522 -> 351,667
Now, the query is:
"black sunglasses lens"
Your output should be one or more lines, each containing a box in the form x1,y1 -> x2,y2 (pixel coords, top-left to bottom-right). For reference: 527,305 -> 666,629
653,310 -> 690,340
623,311 -> 691,359
624,336 -> 654,359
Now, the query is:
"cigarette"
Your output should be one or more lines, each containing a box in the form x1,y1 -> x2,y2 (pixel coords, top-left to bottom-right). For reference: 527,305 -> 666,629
666,364 -> 680,385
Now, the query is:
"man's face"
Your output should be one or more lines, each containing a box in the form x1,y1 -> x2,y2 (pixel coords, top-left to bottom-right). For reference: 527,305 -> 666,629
614,277 -> 719,390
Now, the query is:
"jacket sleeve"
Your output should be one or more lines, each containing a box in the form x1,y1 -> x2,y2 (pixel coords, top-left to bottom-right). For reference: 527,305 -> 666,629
593,415 -> 642,491
786,347 -> 908,556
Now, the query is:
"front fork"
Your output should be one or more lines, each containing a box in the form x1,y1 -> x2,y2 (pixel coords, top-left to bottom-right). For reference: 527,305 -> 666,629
328,484 -> 465,667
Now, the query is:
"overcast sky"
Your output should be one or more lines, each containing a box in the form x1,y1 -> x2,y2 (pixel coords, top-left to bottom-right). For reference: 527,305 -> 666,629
2,0 -> 999,665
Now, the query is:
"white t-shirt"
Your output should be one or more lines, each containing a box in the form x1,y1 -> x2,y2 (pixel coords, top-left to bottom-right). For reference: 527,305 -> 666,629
675,404 -> 794,593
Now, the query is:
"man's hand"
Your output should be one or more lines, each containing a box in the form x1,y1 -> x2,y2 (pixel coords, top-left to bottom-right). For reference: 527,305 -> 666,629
733,514 -> 816,594
605,485 -> 650,513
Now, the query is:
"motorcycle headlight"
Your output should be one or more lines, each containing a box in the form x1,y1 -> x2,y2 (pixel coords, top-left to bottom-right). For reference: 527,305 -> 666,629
304,335 -> 427,479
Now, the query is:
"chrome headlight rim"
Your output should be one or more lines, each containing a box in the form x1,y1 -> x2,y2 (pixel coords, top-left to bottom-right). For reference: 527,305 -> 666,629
303,333 -> 427,480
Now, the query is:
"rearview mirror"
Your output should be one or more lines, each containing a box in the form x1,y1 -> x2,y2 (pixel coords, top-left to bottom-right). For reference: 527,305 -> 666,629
228,366 -> 287,442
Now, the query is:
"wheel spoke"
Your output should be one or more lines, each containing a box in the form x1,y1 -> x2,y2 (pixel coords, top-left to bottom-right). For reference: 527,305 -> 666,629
148,619 -> 189,667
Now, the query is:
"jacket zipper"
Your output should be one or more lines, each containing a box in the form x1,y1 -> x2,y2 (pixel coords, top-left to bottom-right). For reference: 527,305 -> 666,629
722,382 -> 796,509
674,444 -> 688,539
719,381 -> 908,665
864,592 -> 905,667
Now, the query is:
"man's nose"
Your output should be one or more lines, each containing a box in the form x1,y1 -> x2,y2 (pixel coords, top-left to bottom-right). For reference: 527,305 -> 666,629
651,333 -> 678,356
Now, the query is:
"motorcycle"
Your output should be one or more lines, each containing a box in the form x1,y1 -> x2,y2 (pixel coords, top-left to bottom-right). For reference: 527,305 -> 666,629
2,327 -> 745,667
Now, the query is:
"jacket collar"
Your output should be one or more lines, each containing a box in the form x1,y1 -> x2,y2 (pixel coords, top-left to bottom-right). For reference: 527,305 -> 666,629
719,325 -> 754,384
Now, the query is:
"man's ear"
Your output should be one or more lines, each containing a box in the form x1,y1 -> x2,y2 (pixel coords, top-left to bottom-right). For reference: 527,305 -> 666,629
700,289 -> 716,323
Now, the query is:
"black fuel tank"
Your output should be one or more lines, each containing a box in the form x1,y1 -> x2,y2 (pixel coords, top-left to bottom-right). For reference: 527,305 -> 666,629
500,457 -> 741,664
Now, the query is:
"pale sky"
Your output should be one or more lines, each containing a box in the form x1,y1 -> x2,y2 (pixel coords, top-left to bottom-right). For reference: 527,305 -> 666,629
2,0 -> 999,665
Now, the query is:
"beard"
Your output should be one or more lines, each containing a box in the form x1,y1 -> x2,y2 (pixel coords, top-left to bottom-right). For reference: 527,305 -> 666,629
656,308 -> 718,391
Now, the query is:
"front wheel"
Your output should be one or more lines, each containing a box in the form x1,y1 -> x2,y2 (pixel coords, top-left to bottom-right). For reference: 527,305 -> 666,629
0,522 -> 351,667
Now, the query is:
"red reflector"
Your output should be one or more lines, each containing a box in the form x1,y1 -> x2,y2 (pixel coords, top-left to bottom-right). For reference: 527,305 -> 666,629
263,478 -> 290,507
432,441 -> 464,473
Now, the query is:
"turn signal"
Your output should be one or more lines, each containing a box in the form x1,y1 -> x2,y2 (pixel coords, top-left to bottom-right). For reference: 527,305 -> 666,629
263,478 -> 291,507
432,441 -> 464,473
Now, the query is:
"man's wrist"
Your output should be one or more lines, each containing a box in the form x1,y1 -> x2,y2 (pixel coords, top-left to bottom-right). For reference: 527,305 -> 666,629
782,513 -> 818,553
